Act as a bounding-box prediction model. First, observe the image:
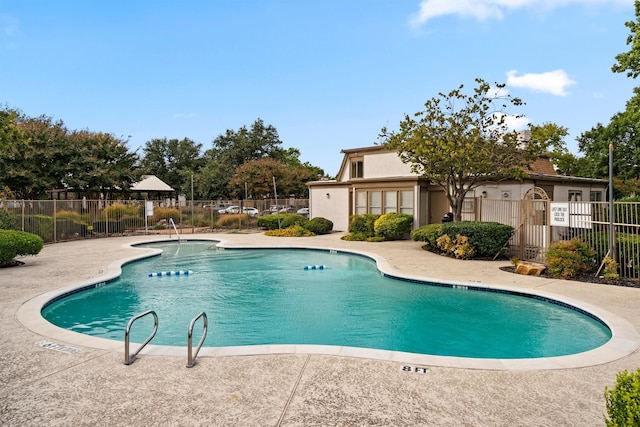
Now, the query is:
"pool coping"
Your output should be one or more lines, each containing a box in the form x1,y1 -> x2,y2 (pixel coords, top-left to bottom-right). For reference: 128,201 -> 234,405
16,236 -> 640,371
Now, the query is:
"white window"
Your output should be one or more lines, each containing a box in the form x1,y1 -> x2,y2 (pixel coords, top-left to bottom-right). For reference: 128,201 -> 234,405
400,191 -> 413,215
384,191 -> 397,213
355,191 -> 367,215
369,191 -> 382,214
569,190 -> 582,201
351,161 -> 363,179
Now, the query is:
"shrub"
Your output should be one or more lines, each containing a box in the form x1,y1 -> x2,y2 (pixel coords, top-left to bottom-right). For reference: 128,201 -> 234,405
55,219 -> 89,240
22,215 -> 54,242
0,229 -> 44,266
584,231 -> 640,274
341,232 -> 369,241
281,214 -> 309,229
56,210 -> 84,223
102,203 -> 141,220
604,368 -> 640,426
412,221 -> 513,259
373,212 -> 413,240
546,238 -> 595,279
436,234 -> 475,259
153,207 -> 181,222
0,209 -> 13,230
439,222 -> 513,258
265,224 -> 315,237
602,256 -> 620,281
348,214 -> 380,237
257,214 -> 292,230
411,224 -> 442,248
92,220 -> 126,234
305,217 -> 333,235
218,214 -> 244,229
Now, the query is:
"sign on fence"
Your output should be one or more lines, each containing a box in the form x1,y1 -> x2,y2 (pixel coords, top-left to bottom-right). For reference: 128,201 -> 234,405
550,202 -> 591,228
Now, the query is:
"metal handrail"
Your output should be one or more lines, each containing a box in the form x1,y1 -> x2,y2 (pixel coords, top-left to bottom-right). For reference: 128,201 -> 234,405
124,310 -> 158,365
169,218 -> 181,243
186,311 -> 208,368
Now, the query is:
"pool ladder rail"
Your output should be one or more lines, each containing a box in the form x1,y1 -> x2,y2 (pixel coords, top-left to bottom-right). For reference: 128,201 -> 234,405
123,310 -> 208,368
168,218 -> 181,243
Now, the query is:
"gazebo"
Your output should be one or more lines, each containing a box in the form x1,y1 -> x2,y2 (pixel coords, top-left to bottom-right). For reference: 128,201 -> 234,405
130,175 -> 174,200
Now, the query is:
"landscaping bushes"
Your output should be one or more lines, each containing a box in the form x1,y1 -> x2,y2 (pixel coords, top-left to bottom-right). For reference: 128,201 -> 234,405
374,213 -> 413,240
411,221 -> 514,259
0,229 -> 44,266
604,368 -> 640,426
258,213 -> 333,236
92,220 -> 126,234
343,213 -> 413,241
305,217 -> 333,235
0,209 -> 13,229
545,238 -> 595,279
281,214 -> 309,229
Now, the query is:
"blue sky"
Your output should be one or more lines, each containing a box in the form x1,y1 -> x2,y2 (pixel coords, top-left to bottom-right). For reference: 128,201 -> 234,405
0,0 -> 637,176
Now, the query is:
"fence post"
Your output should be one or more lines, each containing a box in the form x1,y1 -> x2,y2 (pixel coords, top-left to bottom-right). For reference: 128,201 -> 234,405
53,199 -> 57,243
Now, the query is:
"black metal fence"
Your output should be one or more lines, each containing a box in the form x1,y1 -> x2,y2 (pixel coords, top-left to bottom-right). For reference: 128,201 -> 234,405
466,198 -> 640,280
1,198 -> 309,242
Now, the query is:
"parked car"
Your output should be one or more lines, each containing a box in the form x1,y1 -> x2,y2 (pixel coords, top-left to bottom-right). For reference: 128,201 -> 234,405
278,206 -> 296,214
219,205 -> 240,214
204,203 -> 231,211
242,207 -> 259,217
296,207 -> 309,217
269,205 -> 286,213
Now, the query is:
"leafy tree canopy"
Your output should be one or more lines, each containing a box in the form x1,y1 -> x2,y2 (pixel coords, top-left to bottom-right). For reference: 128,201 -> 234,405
228,158 -> 317,199
0,107 -> 139,199
612,1 -> 640,78
139,137 -> 203,195
529,122 -> 579,176
380,78 -> 546,221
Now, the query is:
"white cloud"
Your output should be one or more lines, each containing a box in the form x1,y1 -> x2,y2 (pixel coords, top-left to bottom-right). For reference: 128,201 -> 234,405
490,112 -> 531,131
505,69 -> 576,96
410,0 -> 633,26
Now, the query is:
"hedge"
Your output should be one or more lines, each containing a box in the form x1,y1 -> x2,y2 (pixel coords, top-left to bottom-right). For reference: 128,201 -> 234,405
305,217 -> 333,235
0,209 -> 13,229
258,213 -> 285,230
412,221 -> 514,259
374,213 -> 413,240
348,214 -> 381,237
0,229 -> 44,265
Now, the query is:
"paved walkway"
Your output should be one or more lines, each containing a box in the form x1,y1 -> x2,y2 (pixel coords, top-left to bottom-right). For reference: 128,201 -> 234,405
2,232 -> 640,426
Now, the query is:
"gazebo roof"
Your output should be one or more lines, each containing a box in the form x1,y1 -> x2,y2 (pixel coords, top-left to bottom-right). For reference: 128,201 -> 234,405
130,175 -> 174,192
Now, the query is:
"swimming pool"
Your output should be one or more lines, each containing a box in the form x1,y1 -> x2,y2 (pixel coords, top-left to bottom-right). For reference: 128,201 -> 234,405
41,241 -> 611,359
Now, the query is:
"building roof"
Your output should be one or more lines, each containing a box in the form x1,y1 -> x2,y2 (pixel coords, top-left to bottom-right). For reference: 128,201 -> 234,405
130,175 -> 174,192
528,156 -> 558,175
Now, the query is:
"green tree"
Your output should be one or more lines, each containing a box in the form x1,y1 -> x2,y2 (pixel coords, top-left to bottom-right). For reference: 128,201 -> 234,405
529,122 -> 579,176
3,113 -> 70,198
612,0 -> 640,78
66,130 -> 140,198
196,118 -> 320,199
227,158 -> 317,199
0,108 -> 27,198
575,89 -> 640,189
139,137 -> 203,195
380,78 -> 544,221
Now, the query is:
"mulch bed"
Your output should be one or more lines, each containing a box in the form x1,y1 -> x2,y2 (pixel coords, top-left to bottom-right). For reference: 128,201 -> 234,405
499,265 -> 640,289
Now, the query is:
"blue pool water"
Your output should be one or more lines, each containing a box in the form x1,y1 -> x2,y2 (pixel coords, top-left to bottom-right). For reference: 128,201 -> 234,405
42,241 -> 611,359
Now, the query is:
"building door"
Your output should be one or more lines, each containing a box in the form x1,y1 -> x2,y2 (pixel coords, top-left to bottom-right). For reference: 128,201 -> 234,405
428,190 -> 449,224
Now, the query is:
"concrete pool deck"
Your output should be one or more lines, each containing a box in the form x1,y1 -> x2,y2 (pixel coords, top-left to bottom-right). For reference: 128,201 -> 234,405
3,232 -> 640,426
